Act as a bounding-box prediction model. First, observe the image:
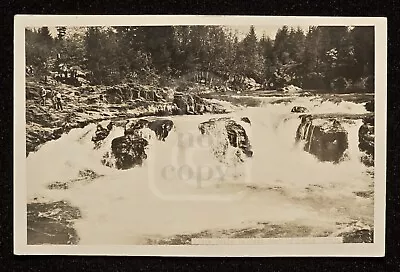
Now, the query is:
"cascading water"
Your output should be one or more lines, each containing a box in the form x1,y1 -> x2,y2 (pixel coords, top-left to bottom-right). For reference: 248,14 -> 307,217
26,95 -> 374,245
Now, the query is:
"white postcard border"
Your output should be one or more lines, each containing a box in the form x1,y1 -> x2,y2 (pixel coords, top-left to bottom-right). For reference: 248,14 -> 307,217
14,15 -> 387,256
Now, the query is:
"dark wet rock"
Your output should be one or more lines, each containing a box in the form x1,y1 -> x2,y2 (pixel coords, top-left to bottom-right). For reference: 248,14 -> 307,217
27,200 -> 81,245
103,135 -> 148,170
124,118 -> 174,141
91,121 -> 114,145
241,117 -> 251,125
342,229 -> 373,243
148,119 -> 174,141
78,169 -> 103,179
199,117 -> 253,161
124,119 -> 150,136
291,106 -> 308,113
173,92 -> 223,115
358,116 -> 374,166
354,190 -> 374,198
296,115 -> 348,163
145,222 -> 331,245
364,101 -> 374,112
47,181 -> 69,190
48,169 -> 104,190
25,79 -> 228,156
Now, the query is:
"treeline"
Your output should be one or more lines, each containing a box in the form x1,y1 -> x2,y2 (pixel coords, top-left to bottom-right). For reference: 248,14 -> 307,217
25,25 -> 374,91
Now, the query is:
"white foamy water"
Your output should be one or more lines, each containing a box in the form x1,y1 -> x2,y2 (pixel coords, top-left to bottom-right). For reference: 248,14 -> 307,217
26,96 -> 374,244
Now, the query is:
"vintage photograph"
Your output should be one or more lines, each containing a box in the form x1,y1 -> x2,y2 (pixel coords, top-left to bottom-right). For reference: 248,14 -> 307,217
14,16 -> 386,256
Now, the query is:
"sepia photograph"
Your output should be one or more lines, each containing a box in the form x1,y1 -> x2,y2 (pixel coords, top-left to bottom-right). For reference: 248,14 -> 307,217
14,15 -> 387,256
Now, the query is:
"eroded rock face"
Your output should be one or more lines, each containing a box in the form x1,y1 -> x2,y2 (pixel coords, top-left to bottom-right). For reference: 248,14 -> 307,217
173,92 -> 224,115
103,135 -> 148,170
296,115 -> 348,163
358,116 -> 374,166
199,117 -> 253,162
173,93 -> 196,114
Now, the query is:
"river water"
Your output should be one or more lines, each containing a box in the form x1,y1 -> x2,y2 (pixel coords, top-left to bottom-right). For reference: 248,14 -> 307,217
26,94 -> 374,244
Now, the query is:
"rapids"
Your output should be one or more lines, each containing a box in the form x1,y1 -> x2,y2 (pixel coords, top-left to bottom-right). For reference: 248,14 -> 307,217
26,94 -> 374,245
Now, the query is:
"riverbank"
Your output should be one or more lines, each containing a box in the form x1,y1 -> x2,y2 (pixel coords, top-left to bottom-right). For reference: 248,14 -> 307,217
25,80 -> 229,156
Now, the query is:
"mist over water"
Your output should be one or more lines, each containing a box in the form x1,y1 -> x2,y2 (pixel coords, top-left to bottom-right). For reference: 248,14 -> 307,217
26,95 -> 374,244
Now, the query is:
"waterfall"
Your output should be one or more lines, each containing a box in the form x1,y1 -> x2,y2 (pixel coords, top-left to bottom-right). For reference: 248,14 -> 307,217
26,95 -> 374,245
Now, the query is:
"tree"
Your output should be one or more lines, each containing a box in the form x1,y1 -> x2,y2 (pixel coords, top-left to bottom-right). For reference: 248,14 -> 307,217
56,26 -> 67,40
38,27 -> 53,46
274,25 -> 290,65
259,33 -> 276,81
25,27 -> 53,75
350,26 -> 374,78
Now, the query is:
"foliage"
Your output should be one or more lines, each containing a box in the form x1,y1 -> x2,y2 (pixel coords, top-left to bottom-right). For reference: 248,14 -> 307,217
25,25 -> 375,91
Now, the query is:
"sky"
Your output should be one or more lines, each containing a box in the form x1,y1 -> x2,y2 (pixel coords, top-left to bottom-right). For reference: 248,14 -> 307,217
45,25 -> 312,41
228,25 -> 311,40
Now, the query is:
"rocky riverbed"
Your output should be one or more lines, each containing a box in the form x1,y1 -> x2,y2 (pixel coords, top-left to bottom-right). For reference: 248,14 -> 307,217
26,82 -> 375,245
26,80 -> 227,156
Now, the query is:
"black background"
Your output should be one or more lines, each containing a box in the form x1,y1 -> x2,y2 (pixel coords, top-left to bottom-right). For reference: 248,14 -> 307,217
1,0 -> 399,271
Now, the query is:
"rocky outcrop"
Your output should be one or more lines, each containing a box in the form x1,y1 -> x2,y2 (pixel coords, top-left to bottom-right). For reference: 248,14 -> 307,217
27,200 -> 81,245
102,135 -> 148,170
199,117 -> 253,162
296,115 -> 348,163
25,80 -> 228,156
91,121 -> 114,147
173,93 -> 196,114
124,119 -> 150,136
291,106 -> 308,113
101,118 -> 175,170
148,119 -> 174,141
105,83 -> 165,104
173,92 -> 225,115
358,116 -> 374,166
125,118 -> 174,141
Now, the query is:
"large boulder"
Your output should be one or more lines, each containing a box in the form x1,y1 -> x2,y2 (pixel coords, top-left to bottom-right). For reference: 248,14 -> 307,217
102,135 -> 148,170
125,118 -> 174,141
291,106 -> 308,113
199,117 -> 253,162
296,115 -> 348,163
358,116 -> 374,166
92,122 -> 113,146
148,119 -> 174,141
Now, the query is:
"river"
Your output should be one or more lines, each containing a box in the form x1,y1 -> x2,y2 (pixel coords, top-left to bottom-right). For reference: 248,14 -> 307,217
26,93 -> 374,245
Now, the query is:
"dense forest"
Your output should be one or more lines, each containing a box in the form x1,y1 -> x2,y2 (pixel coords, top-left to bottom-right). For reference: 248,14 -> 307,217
25,25 -> 375,92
